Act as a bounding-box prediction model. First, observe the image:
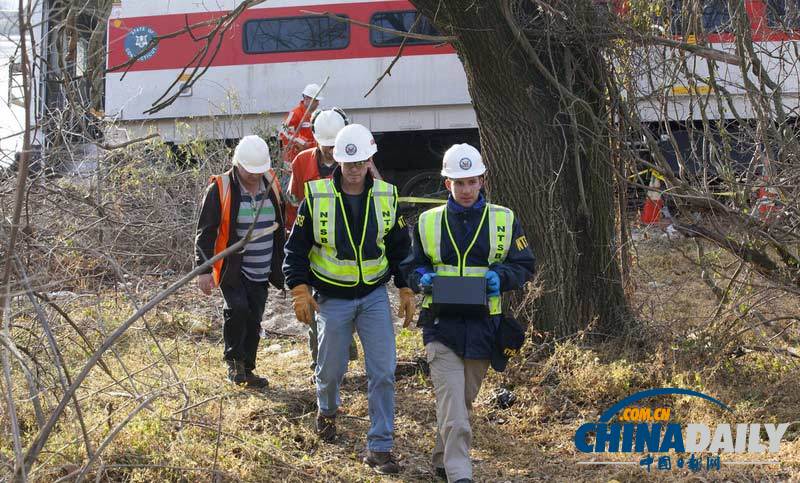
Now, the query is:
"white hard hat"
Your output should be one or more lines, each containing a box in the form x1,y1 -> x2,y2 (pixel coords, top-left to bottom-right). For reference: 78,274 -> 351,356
302,83 -> 324,101
441,143 -> 486,178
333,124 -> 377,163
233,135 -> 271,174
312,108 -> 349,146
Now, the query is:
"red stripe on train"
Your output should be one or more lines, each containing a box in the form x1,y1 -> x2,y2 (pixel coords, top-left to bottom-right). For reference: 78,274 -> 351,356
107,0 -> 800,73
107,0 -> 455,72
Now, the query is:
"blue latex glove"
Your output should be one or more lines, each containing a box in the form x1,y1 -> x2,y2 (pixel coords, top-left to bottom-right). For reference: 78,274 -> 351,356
485,270 -> 500,296
420,272 -> 437,287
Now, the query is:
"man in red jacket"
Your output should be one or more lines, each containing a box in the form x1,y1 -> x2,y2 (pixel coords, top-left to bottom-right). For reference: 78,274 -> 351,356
279,83 -> 322,164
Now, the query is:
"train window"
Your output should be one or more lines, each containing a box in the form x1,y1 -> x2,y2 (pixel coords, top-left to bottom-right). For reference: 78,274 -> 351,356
243,15 -> 349,54
767,0 -> 800,29
669,0 -> 733,34
702,0 -> 732,32
369,11 -> 441,46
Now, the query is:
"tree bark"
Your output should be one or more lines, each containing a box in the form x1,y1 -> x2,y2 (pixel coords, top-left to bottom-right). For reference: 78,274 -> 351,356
411,0 -> 630,336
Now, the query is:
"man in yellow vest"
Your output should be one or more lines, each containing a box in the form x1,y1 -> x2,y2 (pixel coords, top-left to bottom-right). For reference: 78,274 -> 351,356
401,144 -> 534,482
283,124 -> 415,474
195,135 -> 285,388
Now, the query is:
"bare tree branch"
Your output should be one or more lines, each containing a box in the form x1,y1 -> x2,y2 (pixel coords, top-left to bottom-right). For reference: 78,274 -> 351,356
21,223 -> 278,477
142,0 -> 269,115
71,392 -> 161,483
363,14 -> 421,98
14,255 -> 95,464
95,133 -> 160,151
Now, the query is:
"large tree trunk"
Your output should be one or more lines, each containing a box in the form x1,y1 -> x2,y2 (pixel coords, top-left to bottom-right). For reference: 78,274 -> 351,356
411,0 -> 630,336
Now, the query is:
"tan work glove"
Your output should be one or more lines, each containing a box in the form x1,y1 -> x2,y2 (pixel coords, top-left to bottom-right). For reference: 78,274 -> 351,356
398,287 -> 416,328
291,284 -> 319,325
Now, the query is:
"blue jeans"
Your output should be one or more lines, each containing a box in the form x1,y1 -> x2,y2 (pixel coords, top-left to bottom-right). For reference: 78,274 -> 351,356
315,285 -> 396,452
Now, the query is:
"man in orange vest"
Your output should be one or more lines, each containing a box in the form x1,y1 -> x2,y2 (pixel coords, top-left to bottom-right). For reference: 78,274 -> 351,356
195,135 -> 285,388
279,83 -> 323,164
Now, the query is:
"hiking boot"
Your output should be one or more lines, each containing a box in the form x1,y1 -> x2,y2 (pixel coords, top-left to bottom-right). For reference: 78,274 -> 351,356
434,466 -> 447,480
227,361 -> 268,389
227,360 -> 247,384
243,370 -> 269,389
315,413 -> 336,442
363,450 -> 401,475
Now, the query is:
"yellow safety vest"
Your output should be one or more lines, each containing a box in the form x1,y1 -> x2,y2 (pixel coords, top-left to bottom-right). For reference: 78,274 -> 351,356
305,178 -> 397,287
418,203 -> 514,315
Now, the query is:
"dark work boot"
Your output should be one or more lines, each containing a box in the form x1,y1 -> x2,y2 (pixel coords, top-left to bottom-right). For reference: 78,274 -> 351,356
316,413 -> 336,442
363,450 -> 401,474
227,360 -> 247,385
244,370 -> 269,389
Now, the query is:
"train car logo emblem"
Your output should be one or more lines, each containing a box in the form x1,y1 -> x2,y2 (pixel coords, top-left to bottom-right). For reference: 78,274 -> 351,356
125,26 -> 158,61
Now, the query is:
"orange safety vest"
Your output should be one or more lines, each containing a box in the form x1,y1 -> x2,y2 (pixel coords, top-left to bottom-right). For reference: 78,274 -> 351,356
210,168 -> 282,287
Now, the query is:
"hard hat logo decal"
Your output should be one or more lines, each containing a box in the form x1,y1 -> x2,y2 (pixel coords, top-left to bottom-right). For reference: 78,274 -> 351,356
442,144 -> 484,178
333,124 -> 377,163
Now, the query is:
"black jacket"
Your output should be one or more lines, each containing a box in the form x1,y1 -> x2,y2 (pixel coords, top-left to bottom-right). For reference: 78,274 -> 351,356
400,195 -> 535,360
282,167 -> 410,299
195,168 -> 286,290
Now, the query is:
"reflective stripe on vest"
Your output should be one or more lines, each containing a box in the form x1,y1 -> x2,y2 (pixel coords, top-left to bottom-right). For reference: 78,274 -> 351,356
418,203 -> 514,315
305,178 -> 397,287
211,174 -> 232,287
266,168 -> 282,206
210,169 -> 282,287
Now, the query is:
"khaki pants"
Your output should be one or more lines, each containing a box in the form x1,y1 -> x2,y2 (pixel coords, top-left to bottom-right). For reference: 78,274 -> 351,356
426,341 -> 490,482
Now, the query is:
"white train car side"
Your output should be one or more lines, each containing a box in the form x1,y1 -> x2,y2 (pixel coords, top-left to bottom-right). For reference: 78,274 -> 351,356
105,0 -> 479,190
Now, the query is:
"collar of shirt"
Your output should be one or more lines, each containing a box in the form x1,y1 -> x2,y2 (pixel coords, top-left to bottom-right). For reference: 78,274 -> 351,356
447,193 -> 486,214
239,178 -> 266,197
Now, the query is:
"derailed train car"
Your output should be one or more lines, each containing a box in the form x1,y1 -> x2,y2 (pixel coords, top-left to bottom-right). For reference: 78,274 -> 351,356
104,0 -> 800,193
